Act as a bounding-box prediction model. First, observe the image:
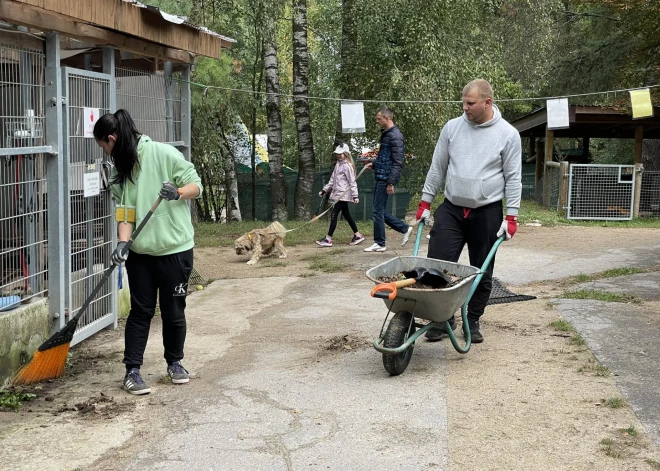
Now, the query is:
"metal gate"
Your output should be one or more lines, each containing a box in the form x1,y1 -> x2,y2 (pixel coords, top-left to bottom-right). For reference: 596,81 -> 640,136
62,68 -> 117,346
567,164 -> 635,221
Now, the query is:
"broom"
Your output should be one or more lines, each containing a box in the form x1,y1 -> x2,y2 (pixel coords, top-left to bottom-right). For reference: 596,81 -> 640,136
12,195 -> 165,385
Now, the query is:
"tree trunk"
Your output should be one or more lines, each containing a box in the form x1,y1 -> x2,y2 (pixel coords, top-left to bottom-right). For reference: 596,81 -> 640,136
292,0 -> 316,220
642,139 -> 660,171
219,125 -> 242,223
263,16 -> 287,221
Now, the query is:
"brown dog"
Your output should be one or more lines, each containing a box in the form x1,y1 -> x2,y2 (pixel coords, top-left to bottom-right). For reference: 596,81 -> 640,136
234,221 -> 288,265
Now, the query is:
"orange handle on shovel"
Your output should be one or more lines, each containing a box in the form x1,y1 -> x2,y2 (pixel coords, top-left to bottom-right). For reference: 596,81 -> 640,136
370,278 -> 417,300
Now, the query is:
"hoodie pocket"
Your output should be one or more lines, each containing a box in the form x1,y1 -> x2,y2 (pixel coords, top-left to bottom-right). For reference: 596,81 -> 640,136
133,212 -> 187,254
446,175 -> 484,208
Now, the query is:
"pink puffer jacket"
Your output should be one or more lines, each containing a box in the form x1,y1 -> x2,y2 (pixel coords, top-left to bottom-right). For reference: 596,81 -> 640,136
323,160 -> 358,202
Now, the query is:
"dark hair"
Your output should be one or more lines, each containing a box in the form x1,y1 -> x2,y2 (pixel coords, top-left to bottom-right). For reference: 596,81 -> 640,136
377,106 -> 394,119
93,109 -> 141,188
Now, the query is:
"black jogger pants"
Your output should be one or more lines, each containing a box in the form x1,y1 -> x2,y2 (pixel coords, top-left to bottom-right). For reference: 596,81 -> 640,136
328,201 -> 359,236
427,199 -> 502,322
123,248 -> 193,369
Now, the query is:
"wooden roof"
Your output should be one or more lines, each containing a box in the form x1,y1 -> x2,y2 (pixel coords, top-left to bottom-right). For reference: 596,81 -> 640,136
0,0 -> 234,63
511,105 -> 660,139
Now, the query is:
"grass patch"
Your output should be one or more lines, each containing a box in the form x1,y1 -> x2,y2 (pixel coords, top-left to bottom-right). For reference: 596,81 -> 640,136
621,426 -> 639,438
563,289 -> 641,304
604,397 -> 627,408
308,257 -> 346,273
298,272 -> 317,278
0,390 -> 36,411
560,266 -> 651,287
194,220 -> 372,248
600,438 -> 622,458
569,334 -> 587,347
595,364 -> 611,377
646,459 -> 660,469
118,287 -> 130,318
550,319 -> 575,332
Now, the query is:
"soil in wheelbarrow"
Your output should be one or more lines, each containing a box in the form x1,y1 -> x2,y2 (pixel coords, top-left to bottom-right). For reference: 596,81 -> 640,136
378,270 -> 464,289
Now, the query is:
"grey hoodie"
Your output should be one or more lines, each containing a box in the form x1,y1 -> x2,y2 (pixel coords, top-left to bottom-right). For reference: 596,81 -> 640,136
421,104 -> 522,215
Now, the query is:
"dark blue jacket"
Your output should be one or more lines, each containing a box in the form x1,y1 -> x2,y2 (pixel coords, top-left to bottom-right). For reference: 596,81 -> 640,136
374,125 -> 405,185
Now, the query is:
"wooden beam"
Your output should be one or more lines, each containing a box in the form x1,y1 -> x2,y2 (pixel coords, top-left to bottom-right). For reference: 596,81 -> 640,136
528,136 -> 536,164
12,0 -> 225,58
633,163 -> 643,218
0,0 -> 194,63
535,138 -> 544,183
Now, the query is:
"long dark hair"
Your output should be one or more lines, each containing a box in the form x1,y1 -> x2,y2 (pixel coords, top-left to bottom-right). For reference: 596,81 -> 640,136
93,109 -> 141,188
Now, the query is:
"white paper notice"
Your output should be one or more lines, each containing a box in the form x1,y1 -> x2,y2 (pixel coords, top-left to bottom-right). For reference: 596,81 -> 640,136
84,172 -> 100,197
83,107 -> 100,138
546,98 -> 570,130
341,101 -> 366,133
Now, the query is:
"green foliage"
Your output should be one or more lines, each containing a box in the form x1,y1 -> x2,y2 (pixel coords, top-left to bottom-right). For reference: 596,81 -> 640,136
563,289 -> 641,304
0,390 -> 36,411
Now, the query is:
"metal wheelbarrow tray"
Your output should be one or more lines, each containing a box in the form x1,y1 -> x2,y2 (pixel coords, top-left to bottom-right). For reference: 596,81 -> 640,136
365,256 -> 479,324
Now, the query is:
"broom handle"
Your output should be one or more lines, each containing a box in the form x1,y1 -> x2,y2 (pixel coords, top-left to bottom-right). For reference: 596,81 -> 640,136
71,196 -> 164,323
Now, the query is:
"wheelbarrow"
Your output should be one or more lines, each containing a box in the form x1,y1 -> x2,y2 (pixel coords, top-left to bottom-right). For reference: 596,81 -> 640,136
365,221 -> 503,375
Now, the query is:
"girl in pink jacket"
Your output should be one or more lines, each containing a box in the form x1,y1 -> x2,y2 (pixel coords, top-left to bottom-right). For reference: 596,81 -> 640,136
316,143 -> 364,247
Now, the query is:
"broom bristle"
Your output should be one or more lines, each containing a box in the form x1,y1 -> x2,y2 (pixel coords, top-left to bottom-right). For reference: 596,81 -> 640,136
12,343 -> 71,385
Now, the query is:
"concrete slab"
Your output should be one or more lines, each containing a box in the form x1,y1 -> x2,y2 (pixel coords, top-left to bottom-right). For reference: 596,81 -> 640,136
552,298 -> 660,444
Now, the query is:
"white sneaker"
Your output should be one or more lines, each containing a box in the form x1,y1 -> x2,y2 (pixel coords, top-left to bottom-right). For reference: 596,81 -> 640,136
401,226 -> 413,246
364,243 -> 386,252
426,234 -> 431,239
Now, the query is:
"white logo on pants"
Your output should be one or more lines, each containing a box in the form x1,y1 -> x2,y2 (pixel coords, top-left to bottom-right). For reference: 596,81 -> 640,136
174,283 -> 188,296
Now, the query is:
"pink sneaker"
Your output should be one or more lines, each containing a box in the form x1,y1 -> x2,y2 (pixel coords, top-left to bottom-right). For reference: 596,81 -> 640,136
349,234 -> 365,246
315,236 -> 333,247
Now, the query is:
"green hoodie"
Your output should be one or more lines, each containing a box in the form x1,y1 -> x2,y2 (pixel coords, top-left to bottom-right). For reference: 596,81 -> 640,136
110,135 -> 203,256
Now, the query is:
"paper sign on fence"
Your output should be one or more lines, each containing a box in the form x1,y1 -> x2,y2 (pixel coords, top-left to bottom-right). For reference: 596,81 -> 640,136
630,89 -> 653,119
546,98 -> 570,130
83,107 -> 100,138
341,101 -> 366,133
84,172 -> 100,197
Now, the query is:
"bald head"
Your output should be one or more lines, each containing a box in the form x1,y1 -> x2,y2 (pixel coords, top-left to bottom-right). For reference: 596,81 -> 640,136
462,79 -> 493,101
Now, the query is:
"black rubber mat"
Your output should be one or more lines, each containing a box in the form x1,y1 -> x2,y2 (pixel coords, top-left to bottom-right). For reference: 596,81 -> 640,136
487,277 -> 536,305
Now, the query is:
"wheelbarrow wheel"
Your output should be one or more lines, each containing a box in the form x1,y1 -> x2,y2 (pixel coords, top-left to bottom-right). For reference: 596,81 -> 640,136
382,311 -> 415,376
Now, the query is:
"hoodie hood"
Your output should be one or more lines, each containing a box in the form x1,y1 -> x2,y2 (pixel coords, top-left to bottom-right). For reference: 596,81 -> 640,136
462,103 -> 502,128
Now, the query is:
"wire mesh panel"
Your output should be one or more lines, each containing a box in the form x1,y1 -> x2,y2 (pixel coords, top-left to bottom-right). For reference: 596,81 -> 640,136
0,43 -> 48,306
63,68 -> 116,345
639,171 -> 660,217
567,164 -> 635,220
115,67 -> 182,143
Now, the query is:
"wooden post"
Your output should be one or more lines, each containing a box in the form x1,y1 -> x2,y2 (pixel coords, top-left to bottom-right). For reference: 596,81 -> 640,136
559,161 -> 569,216
633,126 -> 644,218
543,128 -> 554,207
529,137 -> 536,163
583,136 -> 590,163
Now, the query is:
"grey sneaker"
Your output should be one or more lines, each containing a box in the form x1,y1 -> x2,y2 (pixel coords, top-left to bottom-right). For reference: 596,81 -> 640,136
123,368 -> 151,395
167,361 -> 190,384
401,226 -> 414,246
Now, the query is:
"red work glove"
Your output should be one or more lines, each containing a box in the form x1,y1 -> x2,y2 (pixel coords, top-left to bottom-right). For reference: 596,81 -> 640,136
497,215 -> 518,240
416,201 -> 431,222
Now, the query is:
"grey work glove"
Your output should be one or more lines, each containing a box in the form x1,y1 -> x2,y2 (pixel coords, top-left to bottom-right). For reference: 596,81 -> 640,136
111,241 -> 129,266
159,181 -> 181,201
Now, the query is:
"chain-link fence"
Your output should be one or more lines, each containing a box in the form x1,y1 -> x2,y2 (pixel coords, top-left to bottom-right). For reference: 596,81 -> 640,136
639,170 -> 660,217
567,164 -> 634,220
0,42 -> 48,306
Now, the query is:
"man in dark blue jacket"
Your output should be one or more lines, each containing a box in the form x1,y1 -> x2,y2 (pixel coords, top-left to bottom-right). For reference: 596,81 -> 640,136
364,107 -> 412,252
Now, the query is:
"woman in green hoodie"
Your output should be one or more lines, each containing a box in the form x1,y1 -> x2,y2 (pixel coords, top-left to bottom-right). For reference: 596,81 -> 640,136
94,109 -> 203,395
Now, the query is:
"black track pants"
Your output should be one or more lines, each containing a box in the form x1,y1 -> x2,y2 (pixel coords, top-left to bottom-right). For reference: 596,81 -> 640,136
123,248 -> 193,369
427,200 -> 502,322
328,201 -> 359,236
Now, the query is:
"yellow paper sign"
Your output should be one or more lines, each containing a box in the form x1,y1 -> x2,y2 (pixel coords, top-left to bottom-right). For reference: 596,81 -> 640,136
630,88 -> 653,119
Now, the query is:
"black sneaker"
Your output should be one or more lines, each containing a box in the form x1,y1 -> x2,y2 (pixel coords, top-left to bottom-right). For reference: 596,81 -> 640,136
425,316 -> 456,342
123,368 -> 151,395
467,321 -> 484,343
167,361 -> 190,384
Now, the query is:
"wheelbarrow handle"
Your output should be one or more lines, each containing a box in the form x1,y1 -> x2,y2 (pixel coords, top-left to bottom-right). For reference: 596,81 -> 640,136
370,278 -> 417,300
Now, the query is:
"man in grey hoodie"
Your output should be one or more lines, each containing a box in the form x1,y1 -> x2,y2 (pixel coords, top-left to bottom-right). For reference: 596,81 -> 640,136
416,79 -> 522,343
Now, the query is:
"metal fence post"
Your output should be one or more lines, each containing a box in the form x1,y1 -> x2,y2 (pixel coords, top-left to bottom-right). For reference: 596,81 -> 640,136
181,65 -> 191,161
163,61 -> 175,143
44,33 -> 66,332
